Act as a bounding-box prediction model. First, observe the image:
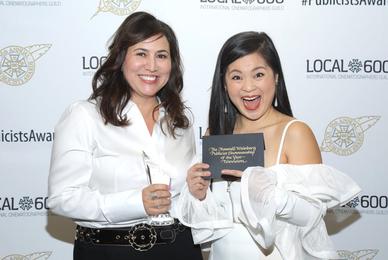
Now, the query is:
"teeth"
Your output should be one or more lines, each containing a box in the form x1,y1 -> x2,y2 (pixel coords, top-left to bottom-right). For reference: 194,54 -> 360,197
140,75 -> 157,81
242,96 -> 260,101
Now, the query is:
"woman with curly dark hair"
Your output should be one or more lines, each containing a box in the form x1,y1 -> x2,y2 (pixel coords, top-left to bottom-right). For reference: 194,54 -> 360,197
48,11 -> 202,260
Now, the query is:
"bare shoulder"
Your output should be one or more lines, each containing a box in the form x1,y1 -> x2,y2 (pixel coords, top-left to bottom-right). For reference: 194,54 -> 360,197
283,120 -> 322,164
287,121 -> 316,140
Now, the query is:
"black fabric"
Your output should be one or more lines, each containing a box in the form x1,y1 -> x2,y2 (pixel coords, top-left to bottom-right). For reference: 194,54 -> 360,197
75,221 -> 185,246
73,226 -> 203,260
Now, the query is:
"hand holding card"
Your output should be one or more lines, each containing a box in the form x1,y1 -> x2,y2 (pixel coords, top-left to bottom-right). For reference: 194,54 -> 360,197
202,133 -> 265,180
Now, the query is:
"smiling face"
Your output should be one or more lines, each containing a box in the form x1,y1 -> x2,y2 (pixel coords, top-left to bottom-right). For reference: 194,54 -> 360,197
225,52 -> 277,123
122,34 -> 172,105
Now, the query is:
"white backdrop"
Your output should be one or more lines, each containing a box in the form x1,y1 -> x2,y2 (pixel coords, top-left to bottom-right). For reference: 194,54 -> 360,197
1,1 -> 387,259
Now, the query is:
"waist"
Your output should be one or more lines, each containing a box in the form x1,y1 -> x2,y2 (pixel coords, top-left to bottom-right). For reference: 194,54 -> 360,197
75,218 -> 187,251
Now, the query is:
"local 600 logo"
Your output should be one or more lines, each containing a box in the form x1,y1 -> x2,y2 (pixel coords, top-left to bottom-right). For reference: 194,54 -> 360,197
345,195 -> 388,209
306,58 -> 388,80
306,58 -> 388,74
0,196 -> 48,217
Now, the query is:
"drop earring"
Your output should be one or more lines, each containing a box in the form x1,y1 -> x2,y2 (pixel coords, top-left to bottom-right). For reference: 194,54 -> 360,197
224,88 -> 229,113
274,78 -> 278,107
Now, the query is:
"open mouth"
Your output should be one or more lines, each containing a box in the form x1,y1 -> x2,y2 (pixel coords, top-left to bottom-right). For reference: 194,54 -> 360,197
242,95 -> 261,110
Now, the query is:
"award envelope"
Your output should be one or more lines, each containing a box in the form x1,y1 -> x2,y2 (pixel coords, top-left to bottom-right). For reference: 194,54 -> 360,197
202,133 -> 264,180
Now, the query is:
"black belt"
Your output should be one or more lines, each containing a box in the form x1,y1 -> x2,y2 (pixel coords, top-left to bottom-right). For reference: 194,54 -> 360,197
75,219 -> 187,251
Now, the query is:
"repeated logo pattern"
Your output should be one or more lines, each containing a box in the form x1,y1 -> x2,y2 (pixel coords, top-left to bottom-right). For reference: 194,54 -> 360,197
1,252 -> 51,260
91,0 -> 141,18
320,116 -> 380,156
0,45 -> 51,86
337,249 -> 378,260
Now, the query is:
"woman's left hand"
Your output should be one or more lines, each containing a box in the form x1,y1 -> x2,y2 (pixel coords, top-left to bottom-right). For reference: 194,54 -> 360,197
221,169 -> 243,178
142,184 -> 171,216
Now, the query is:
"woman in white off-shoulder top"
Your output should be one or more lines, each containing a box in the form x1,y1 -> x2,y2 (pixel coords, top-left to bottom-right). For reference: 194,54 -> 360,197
177,31 -> 361,260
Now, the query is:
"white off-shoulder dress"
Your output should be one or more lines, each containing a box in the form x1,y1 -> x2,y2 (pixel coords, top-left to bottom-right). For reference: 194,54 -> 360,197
177,120 -> 361,260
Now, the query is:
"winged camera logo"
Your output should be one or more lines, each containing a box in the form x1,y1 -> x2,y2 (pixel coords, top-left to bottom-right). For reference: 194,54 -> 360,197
0,44 -> 51,86
337,249 -> 378,260
91,0 -> 141,18
320,116 -> 380,156
1,251 -> 51,260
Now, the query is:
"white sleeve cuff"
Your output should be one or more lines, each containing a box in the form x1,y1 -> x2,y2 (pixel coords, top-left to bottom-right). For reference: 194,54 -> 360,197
101,189 -> 147,223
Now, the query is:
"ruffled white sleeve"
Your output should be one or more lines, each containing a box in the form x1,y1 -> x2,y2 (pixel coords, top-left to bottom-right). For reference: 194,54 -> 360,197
176,182 -> 233,244
239,164 -> 361,260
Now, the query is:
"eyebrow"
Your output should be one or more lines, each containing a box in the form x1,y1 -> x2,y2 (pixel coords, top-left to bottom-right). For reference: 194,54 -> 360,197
227,65 -> 267,74
132,48 -> 170,54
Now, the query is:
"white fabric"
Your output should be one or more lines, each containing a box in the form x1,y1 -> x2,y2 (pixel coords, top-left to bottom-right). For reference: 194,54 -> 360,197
275,188 -> 317,227
208,222 -> 283,260
177,164 -> 360,260
48,100 -> 195,228
240,164 -> 361,259
177,179 -> 282,259
176,120 -> 361,260
178,183 -> 233,243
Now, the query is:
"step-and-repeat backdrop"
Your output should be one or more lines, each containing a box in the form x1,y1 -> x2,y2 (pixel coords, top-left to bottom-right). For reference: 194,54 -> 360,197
1,1 -> 387,259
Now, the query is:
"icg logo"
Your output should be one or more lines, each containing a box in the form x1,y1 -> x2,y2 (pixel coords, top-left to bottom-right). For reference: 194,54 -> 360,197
0,44 -> 51,86
1,252 -> 52,260
320,116 -> 380,156
337,249 -> 378,260
91,0 -> 142,18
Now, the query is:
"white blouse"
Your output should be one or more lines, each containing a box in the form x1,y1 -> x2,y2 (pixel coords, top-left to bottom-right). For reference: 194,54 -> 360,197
177,164 -> 361,260
48,100 -> 195,228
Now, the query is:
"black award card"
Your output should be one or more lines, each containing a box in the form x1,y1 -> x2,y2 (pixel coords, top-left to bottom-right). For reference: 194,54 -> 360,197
202,133 -> 265,180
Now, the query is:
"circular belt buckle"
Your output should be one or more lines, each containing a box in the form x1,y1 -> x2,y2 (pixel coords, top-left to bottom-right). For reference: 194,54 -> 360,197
128,223 -> 157,251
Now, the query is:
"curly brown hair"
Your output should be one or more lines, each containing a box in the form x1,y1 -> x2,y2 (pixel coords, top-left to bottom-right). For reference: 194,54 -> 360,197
89,11 -> 189,137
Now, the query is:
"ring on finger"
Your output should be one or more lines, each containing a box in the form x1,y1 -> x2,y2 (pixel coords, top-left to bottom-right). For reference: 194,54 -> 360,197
150,192 -> 158,200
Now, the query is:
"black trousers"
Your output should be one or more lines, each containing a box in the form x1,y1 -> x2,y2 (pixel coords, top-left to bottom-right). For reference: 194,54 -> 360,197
73,227 -> 203,260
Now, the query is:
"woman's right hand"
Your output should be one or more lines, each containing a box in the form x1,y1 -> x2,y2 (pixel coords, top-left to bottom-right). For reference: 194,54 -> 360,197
142,184 -> 171,216
187,163 -> 211,201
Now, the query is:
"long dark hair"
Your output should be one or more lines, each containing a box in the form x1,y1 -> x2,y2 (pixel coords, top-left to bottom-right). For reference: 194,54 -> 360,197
208,31 -> 293,135
89,11 -> 189,137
